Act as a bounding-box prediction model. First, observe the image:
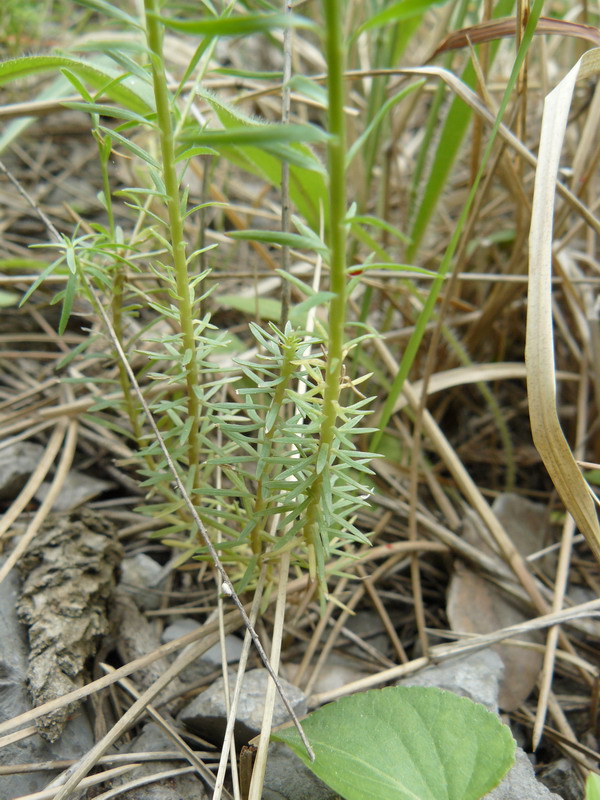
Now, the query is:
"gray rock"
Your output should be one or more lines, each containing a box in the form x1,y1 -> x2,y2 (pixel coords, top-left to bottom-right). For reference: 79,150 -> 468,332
537,757 -> 582,800
0,559 -> 94,798
110,592 -> 185,701
119,553 -> 165,610
485,749 -> 563,800
179,668 -> 307,746
0,442 -> 44,500
263,742 -> 338,800
307,653 -> 370,697
161,618 -> 206,644
398,651 -> 563,800
162,620 -> 243,667
113,721 -> 208,800
400,649 -> 504,712
162,620 -> 244,682
35,469 -> 113,511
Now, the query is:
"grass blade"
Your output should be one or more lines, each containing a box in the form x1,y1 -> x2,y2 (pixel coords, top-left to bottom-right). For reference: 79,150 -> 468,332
526,47 -> 600,563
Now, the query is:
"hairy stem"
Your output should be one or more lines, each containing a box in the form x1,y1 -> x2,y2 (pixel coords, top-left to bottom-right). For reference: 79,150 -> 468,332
304,0 -> 347,582
144,0 -> 201,489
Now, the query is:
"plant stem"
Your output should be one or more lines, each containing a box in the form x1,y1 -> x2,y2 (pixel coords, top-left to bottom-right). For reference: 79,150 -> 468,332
304,0 -> 347,580
321,0 -> 347,434
144,0 -> 201,488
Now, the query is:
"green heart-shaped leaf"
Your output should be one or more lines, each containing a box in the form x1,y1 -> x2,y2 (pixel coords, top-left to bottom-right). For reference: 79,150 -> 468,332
272,686 -> 515,800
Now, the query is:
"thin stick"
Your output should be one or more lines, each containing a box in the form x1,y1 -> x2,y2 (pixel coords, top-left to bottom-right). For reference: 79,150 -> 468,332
310,598 -> 600,706
0,420 -> 67,543
13,764 -> 139,800
100,664 -> 229,796
248,551 -> 291,800
0,613 -> 241,741
0,418 -> 76,585
212,568 -> 267,800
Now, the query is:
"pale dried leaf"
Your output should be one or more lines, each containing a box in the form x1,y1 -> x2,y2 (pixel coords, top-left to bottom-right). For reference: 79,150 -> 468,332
526,47 -> 600,564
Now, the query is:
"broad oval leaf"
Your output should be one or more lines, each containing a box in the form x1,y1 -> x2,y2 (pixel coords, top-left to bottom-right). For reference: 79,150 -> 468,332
272,686 -> 515,800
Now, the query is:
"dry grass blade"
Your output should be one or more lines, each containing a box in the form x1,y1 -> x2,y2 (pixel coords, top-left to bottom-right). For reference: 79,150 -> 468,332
84,766 -> 195,800
381,362 -> 578,417
99,664 -> 230,798
0,420 -> 66,544
526,47 -> 600,565
0,418 -> 76,585
13,763 -> 139,800
310,597 -> 600,707
432,16 -> 600,57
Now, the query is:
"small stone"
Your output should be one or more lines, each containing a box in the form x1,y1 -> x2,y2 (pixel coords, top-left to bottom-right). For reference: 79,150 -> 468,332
307,653 -> 370,697
179,668 -> 307,746
399,650 -> 504,712
263,742 -> 338,800
35,469 -> 113,511
537,758 -> 581,800
162,619 -> 244,682
119,553 -> 165,610
0,442 -> 45,501
485,749 -> 563,800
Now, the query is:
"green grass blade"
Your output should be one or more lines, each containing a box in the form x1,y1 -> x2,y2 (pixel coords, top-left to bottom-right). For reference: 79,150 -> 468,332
372,0 -> 546,450
154,12 -> 316,36
407,0 -> 514,260
0,56 -> 153,114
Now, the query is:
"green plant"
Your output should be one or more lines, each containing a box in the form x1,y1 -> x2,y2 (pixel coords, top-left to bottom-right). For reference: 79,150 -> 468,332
273,686 -> 516,800
4,2 -> 596,799
586,772 -> 600,800
0,0 -> 379,605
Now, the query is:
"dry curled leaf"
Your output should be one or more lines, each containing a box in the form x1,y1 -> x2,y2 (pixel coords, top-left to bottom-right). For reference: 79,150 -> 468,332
433,16 -> 600,58
527,47 -> 600,564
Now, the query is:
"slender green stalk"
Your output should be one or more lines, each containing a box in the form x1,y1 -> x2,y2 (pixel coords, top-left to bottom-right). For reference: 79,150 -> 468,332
320,0 -> 347,447
144,0 -> 201,487
304,0 -> 347,579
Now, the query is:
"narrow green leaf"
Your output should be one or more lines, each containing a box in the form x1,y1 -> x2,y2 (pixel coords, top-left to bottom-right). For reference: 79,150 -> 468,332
217,294 -> 281,322
20,256 -> 66,306
154,12 -> 315,36
349,214 -> 410,244
287,75 -> 328,106
58,274 -> 78,335
227,229 -> 329,256
347,262 -> 437,276
179,122 -> 329,148
407,0 -> 515,258
176,145 -> 219,162
98,125 -> 160,169
0,56 -> 153,114
194,89 -> 327,230
352,0 -> 453,39
75,0 -> 142,29
64,101 -> 152,125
